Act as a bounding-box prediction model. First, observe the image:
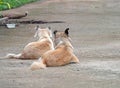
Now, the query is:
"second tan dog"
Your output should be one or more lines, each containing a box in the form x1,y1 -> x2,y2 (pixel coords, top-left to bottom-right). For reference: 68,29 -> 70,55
5,25 -> 54,60
30,28 -> 79,70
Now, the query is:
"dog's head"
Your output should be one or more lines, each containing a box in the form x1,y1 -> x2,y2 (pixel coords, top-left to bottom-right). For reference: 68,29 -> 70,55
34,25 -> 52,39
53,28 -> 71,46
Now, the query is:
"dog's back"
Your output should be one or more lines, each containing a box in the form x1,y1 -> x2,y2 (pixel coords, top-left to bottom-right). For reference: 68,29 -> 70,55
22,39 -> 52,59
42,42 -> 73,66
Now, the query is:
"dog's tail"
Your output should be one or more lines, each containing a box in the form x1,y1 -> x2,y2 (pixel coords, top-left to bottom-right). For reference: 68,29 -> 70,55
30,58 -> 46,70
3,53 -> 22,59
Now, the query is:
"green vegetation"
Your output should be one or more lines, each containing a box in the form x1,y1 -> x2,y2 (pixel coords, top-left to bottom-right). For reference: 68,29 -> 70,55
0,0 -> 38,11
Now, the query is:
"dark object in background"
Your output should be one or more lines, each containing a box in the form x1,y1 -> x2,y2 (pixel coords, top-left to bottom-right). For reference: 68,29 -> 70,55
1,11 -> 28,19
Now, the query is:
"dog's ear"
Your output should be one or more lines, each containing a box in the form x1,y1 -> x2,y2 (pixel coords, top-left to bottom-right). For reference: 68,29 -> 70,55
53,30 -> 58,35
34,25 -> 39,38
65,28 -> 69,36
48,27 -> 51,30
46,27 -> 51,30
47,27 -> 53,38
35,25 -> 39,30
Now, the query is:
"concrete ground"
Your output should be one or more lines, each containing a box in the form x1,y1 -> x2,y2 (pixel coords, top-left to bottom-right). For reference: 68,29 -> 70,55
0,0 -> 120,88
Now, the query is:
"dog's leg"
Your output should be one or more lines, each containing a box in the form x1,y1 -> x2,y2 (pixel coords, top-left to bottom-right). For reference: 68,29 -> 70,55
30,58 -> 46,70
71,54 -> 79,63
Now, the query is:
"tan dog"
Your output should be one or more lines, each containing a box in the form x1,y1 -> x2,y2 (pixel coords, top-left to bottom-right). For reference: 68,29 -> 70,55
5,25 -> 54,60
30,28 -> 79,70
